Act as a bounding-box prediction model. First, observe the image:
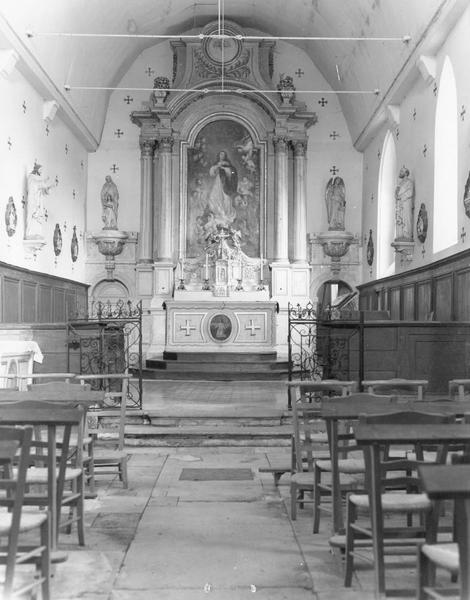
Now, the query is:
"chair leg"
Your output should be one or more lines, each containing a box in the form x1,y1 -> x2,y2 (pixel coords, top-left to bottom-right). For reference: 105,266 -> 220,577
120,457 -> 129,489
417,546 -> 431,600
40,514 -> 51,600
77,475 -> 85,546
313,464 -> 321,533
344,496 -> 356,587
290,481 -> 298,520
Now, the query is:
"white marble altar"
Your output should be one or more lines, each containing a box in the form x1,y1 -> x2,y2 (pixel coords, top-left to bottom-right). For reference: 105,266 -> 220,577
0,340 -> 43,389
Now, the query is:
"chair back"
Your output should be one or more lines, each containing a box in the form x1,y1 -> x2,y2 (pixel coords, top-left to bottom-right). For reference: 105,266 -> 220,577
291,393 -> 324,472
362,378 -> 428,400
359,410 -> 455,491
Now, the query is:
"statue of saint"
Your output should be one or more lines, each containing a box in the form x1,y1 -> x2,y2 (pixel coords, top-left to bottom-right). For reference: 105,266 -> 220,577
325,176 -> 346,231
395,167 -> 415,240
26,162 -> 54,239
101,175 -> 119,230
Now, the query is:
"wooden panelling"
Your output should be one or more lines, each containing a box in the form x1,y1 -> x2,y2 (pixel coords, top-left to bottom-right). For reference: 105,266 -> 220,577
358,248 -> 470,323
456,268 -> 470,321
390,288 -> 400,319
402,285 -> 415,320
38,285 -> 52,322
0,262 -> 88,324
3,277 -> 20,322
22,281 -> 37,322
434,275 -> 452,321
417,281 -> 432,320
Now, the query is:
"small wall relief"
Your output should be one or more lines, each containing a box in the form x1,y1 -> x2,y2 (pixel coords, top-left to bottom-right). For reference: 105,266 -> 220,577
53,223 -> 62,256
5,196 -> 17,236
416,203 -> 428,243
366,229 -> 374,266
464,171 -> 470,219
71,225 -> 79,262
209,313 -> 232,342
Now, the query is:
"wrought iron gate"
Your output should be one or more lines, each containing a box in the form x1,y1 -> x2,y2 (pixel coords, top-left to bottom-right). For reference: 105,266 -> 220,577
287,301 -> 353,384
66,299 -> 143,409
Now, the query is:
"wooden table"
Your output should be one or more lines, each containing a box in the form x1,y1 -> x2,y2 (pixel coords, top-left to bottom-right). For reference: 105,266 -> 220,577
354,423 -> 470,599
320,398 -> 470,534
0,405 -> 83,550
418,464 -> 470,599
362,378 -> 428,400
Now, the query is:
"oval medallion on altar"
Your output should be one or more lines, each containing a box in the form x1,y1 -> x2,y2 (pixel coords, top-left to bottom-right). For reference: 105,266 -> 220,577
209,313 -> 232,342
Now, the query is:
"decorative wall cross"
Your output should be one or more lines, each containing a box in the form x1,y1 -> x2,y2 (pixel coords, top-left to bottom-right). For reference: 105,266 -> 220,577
114,129 -> 124,138
124,95 -> 134,105
110,164 -> 119,173
433,82 -> 438,96
461,105 -> 466,121
329,131 -> 339,140
395,127 -> 399,139
180,320 -> 196,336
80,160 -> 84,170
318,97 -> 328,107
330,165 -> 339,176
72,189 -> 76,199
412,108 -> 417,120
423,144 -> 427,157
370,193 -> 374,204
22,100 -> 27,113
65,144 -> 69,155
245,319 -> 261,336
45,124 -> 50,136
377,149 -> 381,160
295,68 -> 304,78
55,175 -> 59,185
7,137 -> 12,150
461,227 -> 466,243
146,66 -> 155,77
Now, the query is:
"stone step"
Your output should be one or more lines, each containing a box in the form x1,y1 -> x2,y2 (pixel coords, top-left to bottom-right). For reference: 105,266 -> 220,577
146,359 -> 289,372
141,368 -> 289,381
162,351 -> 278,363
123,424 -> 293,447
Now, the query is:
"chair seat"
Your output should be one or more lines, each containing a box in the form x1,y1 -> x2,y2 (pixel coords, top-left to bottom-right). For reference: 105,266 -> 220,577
421,542 -> 459,572
14,466 -> 83,483
0,511 -> 48,535
349,492 -> 431,511
316,457 -> 365,473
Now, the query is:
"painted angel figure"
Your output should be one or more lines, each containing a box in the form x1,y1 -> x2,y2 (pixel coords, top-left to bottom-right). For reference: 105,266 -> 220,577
325,176 -> 346,231
25,162 -> 54,239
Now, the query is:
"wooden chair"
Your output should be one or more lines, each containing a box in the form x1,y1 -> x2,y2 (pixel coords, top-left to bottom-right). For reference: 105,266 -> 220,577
3,399 -> 87,546
344,410 -> 454,594
0,425 -> 50,600
313,393 -> 392,534
78,374 -> 131,489
362,378 -> 428,401
448,379 -> 470,401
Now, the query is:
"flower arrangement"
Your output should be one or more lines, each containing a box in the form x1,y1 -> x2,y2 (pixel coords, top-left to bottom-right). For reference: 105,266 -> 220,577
153,76 -> 170,90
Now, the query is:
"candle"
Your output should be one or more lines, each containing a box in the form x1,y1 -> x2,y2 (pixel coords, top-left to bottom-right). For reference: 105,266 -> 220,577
205,253 -> 209,280
260,257 -> 264,280
180,258 -> 185,279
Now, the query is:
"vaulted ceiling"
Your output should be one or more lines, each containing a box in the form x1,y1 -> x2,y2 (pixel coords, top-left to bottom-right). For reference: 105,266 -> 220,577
1,0 -> 466,150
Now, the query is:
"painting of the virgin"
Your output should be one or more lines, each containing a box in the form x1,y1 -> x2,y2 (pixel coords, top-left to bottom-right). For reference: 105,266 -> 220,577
187,119 -> 260,258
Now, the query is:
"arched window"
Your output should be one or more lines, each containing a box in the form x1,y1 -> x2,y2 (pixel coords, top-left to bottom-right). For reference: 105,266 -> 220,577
433,56 -> 458,252
377,130 -> 396,278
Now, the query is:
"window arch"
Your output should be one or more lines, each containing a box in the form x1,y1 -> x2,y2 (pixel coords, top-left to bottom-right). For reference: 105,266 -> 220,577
433,56 -> 458,252
377,130 -> 396,278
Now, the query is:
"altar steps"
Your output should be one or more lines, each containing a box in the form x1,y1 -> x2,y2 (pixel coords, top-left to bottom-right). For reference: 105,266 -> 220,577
144,352 -> 289,380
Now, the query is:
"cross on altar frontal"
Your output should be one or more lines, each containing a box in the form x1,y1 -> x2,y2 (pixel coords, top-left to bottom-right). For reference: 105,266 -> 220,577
245,319 -> 261,336
180,319 -> 196,336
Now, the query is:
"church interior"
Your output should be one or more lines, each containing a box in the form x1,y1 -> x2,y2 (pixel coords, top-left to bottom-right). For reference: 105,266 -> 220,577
1,1 -> 470,599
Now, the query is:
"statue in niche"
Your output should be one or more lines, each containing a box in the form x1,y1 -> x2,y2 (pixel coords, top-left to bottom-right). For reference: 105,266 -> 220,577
25,162 -> 54,239
463,170 -> 470,218
394,166 -> 415,240
100,175 -> 119,230
325,176 -> 346,231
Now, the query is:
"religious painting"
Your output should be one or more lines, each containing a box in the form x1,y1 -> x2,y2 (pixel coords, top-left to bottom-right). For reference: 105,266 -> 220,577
416,203 -> 428,243
366,229 -> 374,266
71,225 -> 79,262
186,119 -> 260,258
53,223 -> 62,256
209,313 -> 232,342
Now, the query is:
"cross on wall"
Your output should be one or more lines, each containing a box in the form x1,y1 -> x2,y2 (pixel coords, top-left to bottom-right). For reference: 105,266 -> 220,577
114,129 -> 124,138
110,164 -> 119,173
461,227 -> 467,243
146,67 -> 155,77
318,97 -> 328,107
180,320 -> 196,336
329,131 -> 339,140
461,105 -> 466,121
330,165 -> 339,176
295,68 -> 304,78
245,319 -> 261,336
124,95 -> 134,105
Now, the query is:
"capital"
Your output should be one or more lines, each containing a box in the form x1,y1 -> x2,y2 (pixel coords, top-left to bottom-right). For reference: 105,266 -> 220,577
139,139 -> 156,157
292,140 -> 307,156
158,136 -> 174,153
272,136 -> 289,153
